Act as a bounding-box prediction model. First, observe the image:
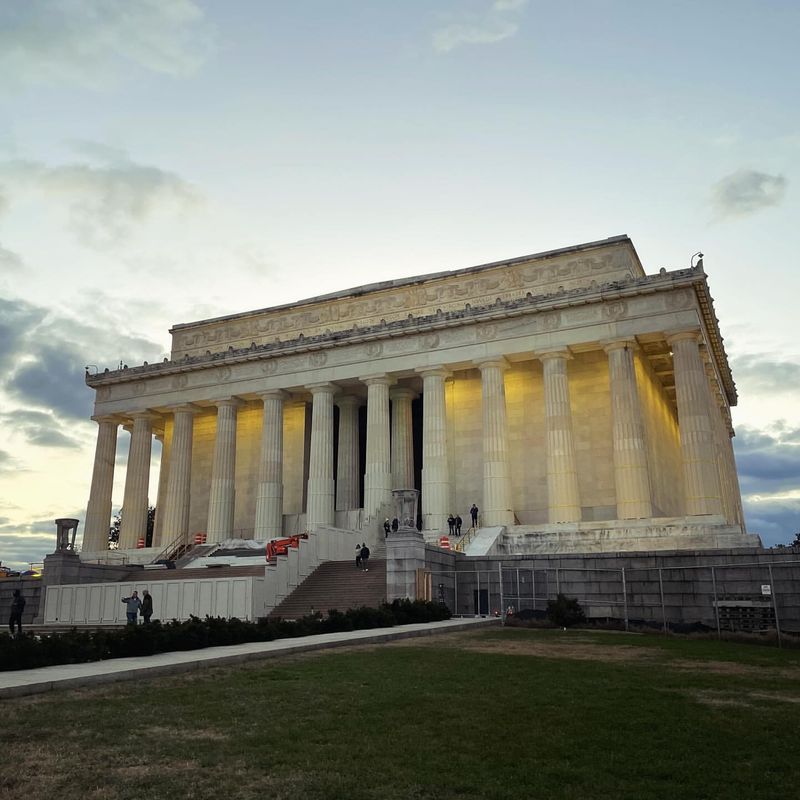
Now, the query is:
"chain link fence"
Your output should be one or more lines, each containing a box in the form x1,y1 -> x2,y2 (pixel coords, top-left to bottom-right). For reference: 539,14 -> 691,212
428,558 -> 800,647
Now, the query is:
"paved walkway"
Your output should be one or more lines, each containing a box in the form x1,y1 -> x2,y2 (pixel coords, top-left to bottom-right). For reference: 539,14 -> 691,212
1,617 -> 500,699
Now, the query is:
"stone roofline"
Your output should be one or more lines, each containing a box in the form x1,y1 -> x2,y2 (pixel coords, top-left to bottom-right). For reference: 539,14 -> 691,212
169,234 -> 641,333
86,264 -> 737,406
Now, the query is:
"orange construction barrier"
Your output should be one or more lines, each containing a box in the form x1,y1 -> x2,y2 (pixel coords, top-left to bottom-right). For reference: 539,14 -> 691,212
194,532 -> 207,545
136,537 -> 145,549
439,535 -> 451,550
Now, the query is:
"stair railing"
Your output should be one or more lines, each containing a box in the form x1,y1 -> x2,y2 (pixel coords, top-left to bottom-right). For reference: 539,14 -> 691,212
153,531 -> 190,564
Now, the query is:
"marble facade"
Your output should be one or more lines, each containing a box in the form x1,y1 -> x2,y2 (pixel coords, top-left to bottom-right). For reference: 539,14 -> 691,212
82,236 -> 757,554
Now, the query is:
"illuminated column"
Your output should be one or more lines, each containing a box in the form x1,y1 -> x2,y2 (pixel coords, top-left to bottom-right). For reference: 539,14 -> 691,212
306,383 -> 336,530
478,359 -> 514,526
363,374 -> 392,516
336,395 -> 361,511
207,399 -> 240,541
160,405 -> 196,545
667,330 -> 723,516
604,340 -> 653,519
83,416 -> 119,551
119,412 -> 154,549
419,366 -> 451,533
254,390 -> 286,539
152,429 -> 169,547
539,350 -> 581,523
390,387 -> 416,491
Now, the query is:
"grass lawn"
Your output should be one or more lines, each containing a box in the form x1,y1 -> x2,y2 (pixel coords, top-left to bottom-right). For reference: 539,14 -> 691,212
3,628 -> 799,800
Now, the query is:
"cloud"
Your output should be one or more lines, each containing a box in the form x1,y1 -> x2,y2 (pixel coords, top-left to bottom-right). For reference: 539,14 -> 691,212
734,425 -> 800,496
0,295 -> 164,421
0,0 -> 214,89
711,169 -> 787,218
0,154 -> 202,249
730,354 -> 800,397
0,410 -> 82,449
742,495 -> 800,548
433,0 -> 528,53
0,243 -> 25,272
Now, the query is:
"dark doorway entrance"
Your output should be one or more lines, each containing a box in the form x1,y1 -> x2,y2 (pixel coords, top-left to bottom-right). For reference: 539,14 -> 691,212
473,589 -> 489,615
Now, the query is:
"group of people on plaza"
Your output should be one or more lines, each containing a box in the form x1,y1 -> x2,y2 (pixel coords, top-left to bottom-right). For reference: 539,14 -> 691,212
447,504 -> 480,538
355,543 -> 371,571
120,589 -> 154,625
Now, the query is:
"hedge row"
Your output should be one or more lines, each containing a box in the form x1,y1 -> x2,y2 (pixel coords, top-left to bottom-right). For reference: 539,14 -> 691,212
0,599 -> 451,672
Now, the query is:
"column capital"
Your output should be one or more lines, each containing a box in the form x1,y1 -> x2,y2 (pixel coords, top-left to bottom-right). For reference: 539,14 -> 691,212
416,365 -> 451,379
91,414 -> 122,425
165,403 -> 200,415
128,410 -> 158,422
336,394 -> 363,409
601,338 -> 638,355
389,386 -> 418,402
256,388 -> 288,401
665,328 -> 701,346
307,381 -> 338,396
212,397 -> 243,410
360,373 -> 394,387
536,347 -> 572,362
476,357 -> 509,372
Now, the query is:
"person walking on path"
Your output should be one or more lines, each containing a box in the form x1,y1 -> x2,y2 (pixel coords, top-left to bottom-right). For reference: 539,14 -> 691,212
140,589 -> 153,624
9,589 -> 25,636
455,515 -> 463,536
121,591 -> 141,625
355,543 -> 362,569
361,543 -> 371,571
447,514 -> 455,535
391,517 -> 399,533
383,518 -> 391,538
470,504 -> 479,528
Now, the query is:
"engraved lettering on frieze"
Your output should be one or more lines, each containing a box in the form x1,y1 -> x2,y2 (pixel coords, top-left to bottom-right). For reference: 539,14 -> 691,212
309,352 -> 327,367
217,366 -> 233,381
260,361 -> 278,376
364,342 -> 383,358
172,374 -> 189,389
602,300 -> 627,320
540,311 -> 561,331
476,323 -> 497,341
420,333 -> 440,350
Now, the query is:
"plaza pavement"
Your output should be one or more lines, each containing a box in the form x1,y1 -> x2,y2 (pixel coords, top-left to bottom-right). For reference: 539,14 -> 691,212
1,616 -> 500,699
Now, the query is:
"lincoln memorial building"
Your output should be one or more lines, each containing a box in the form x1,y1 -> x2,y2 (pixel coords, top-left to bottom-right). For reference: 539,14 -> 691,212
81,235 -> 760,556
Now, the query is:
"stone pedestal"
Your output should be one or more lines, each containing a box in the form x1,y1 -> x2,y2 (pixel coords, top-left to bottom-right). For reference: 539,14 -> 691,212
386,530 -> 427,601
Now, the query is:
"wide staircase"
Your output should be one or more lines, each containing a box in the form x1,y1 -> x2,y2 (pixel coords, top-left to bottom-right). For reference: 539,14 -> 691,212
123,565 -> 265,582
270,559 -> 386,620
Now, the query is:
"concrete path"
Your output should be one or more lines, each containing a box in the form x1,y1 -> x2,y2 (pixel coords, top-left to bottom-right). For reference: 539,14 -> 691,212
1,617 -> 500,699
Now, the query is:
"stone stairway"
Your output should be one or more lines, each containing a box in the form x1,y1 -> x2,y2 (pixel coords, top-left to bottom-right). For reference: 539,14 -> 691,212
270,559 -> 386,620
124,565 -> 265,582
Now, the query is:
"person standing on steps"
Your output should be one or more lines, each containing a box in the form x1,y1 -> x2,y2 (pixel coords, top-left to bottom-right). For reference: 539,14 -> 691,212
470,504 -> 479,528
455,515 -> 463,536
121,591 -> 141,625
9,589 -> 25,636
447,514 -> 455,535
391,517 -> 399,533
360,542 -> 370,571
140,589 -> 153,624
383,518 -> 391,538
355,543 -> 362,569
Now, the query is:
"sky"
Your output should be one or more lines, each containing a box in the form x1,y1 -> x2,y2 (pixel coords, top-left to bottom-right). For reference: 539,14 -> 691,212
0,0 -> 798,569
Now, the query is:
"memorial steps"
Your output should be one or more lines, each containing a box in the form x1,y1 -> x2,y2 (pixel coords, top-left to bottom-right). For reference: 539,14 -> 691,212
269,559 -> 387,620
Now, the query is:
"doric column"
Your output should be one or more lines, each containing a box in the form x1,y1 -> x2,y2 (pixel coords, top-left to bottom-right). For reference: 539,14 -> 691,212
254,390 -> 286,539
83,416 -> 119,552
152,429 -> 169,547
335,395 -> 361,511
667,330 -> 723,516
206,399 -> 240,541
478,359 -> 514,526
390,387 -> 416,491
604,340 -> 653,519
119,412 -> 154,549
160,405 -> 196,546
539,350 -> 581,523
419,366 -> 451,533
306,383 -> 336,530
363,374 -> 392,516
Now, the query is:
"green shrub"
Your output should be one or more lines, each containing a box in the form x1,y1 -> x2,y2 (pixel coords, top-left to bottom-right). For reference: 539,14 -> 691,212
546,594 -> 586,628
0,599 -> 450,672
